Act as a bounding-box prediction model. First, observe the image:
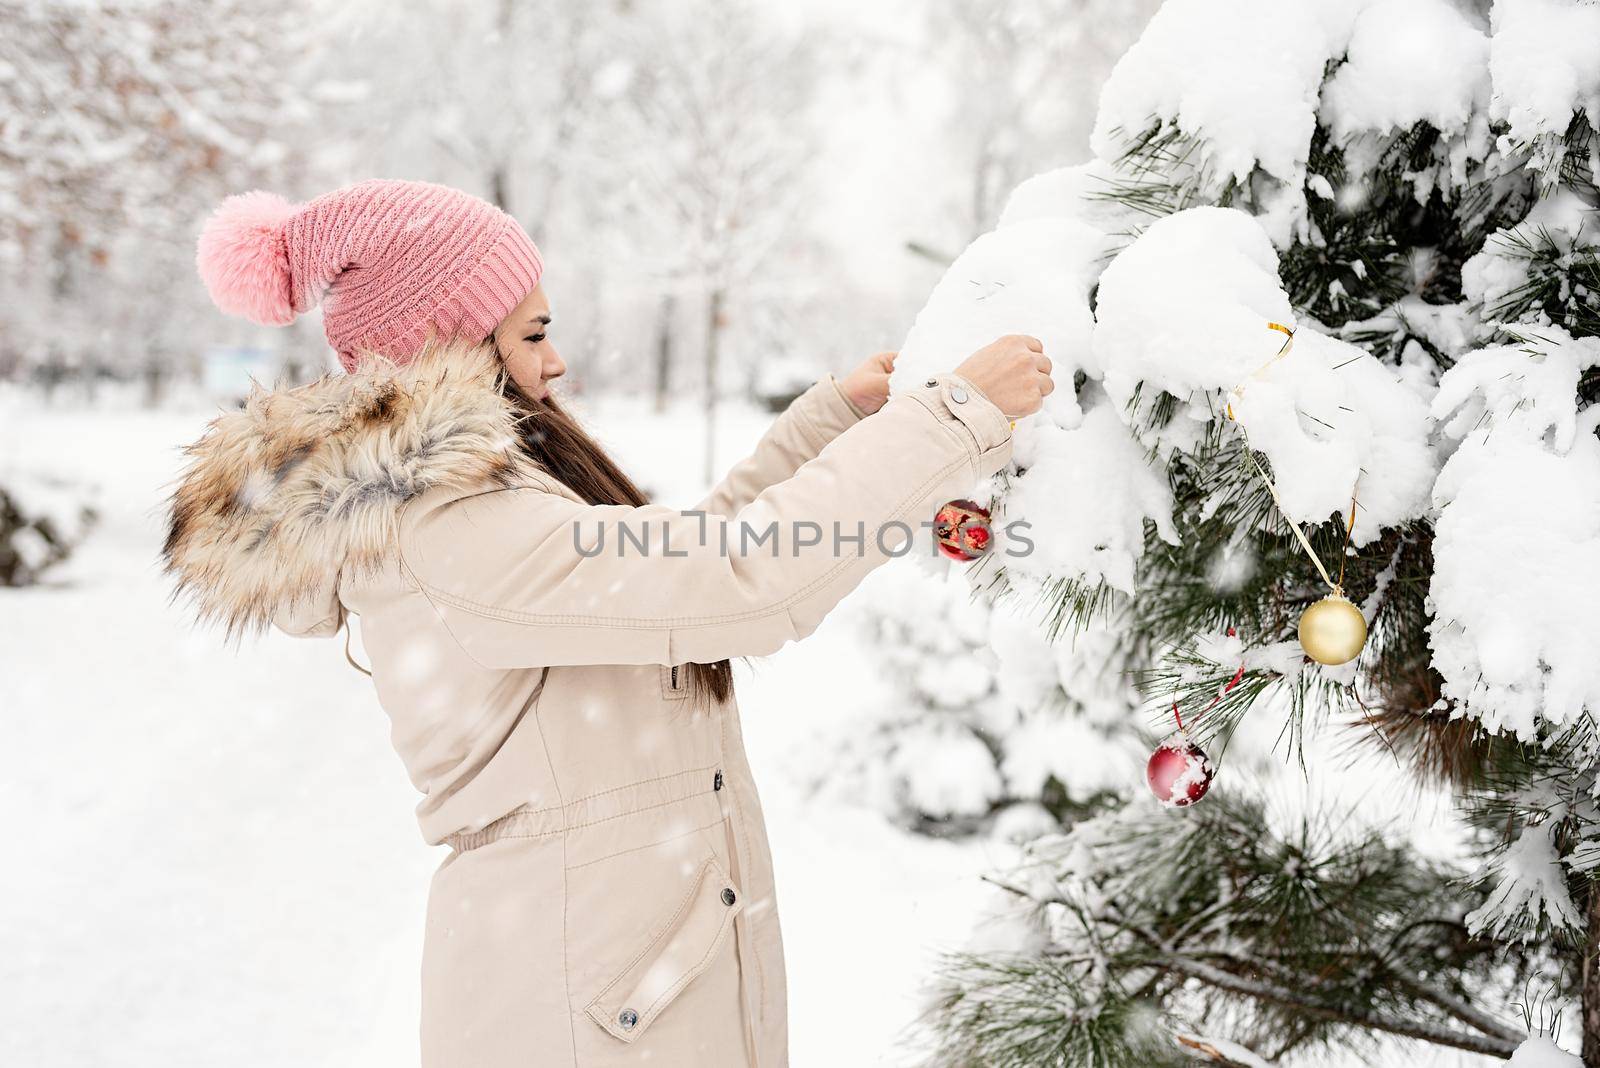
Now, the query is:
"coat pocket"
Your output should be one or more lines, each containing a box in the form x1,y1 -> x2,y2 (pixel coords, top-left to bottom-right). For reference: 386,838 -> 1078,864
583,854 -> 744,1043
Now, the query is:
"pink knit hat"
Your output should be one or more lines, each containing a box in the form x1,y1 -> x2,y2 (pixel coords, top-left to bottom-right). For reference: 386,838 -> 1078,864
195,179 -> 544,371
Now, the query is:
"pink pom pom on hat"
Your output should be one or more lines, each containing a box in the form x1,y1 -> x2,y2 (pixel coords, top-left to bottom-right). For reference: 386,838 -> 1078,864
196,179 -> 544,371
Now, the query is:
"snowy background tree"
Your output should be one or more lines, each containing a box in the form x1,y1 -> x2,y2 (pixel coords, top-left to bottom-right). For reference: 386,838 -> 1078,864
0,0 -> 323,395
799,561 -> 1148,838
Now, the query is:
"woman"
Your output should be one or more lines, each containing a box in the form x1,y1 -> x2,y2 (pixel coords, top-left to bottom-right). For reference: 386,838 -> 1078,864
167,178 -> 1051,1067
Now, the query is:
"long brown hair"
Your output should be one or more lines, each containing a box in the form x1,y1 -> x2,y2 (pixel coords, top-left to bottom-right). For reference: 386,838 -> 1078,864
499,370 -> 735,705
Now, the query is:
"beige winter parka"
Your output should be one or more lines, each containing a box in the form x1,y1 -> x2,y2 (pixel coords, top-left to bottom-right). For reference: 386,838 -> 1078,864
163,339 -> 1013,1067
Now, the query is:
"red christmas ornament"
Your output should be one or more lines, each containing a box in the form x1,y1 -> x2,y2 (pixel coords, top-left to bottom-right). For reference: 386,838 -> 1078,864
1146,626 -> 1241,809
1146,733 -> 1215,808
933,499 -> 992,561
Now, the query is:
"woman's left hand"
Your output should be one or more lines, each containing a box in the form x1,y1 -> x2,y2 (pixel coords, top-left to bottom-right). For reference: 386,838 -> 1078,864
838,350 -> 897,416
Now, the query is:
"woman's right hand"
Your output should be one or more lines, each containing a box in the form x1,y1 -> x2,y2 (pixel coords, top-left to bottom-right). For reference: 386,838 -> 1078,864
952,334 -> 1054,419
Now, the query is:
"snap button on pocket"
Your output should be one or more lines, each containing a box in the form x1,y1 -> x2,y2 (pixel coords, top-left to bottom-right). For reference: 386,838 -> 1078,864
585,856 -> 745,1044
950,385 -> 969,404
924,377 -> 938,388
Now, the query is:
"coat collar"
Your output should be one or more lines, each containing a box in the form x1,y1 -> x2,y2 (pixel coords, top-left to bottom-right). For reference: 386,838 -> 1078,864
163,338 -> 542,636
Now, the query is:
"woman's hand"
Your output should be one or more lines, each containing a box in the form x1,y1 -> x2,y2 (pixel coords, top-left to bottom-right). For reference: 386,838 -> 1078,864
838,350 -> 897,416
954,334 -> 1053,419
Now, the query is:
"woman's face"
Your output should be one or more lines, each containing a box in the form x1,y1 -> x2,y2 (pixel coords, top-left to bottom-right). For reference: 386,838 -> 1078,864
492,282 -> 565,400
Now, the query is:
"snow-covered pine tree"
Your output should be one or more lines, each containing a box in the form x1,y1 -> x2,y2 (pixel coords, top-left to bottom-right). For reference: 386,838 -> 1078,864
928,793 -> 1550,1065
882,0 -> 1600,1062
0,474 -> 96,587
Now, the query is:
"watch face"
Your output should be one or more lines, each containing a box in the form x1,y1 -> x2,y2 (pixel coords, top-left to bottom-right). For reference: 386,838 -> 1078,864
933,499 -> 992,562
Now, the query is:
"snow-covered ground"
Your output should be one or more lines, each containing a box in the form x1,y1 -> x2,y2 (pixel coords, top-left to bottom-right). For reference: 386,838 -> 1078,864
0,384 -> 1014,1067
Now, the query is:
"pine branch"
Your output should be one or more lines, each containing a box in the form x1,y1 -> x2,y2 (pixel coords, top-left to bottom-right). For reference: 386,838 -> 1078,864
1111,908 -> 1522,1054
944,796 -> 1552,1064
1160,954 -> 1520,1058
1167,937 -> 1522,1049
923,952 -> 1187,1068
1477,224 -> 1600,340
1389,971 -> 1526,1046
1174,1034 -> 1277,1067
1034,574 -> 1124,641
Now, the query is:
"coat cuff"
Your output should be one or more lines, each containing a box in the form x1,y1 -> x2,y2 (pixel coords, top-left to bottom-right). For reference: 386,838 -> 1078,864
904,373 -> 1013,477
790,373 -> 868,452
826,373 -> 870,421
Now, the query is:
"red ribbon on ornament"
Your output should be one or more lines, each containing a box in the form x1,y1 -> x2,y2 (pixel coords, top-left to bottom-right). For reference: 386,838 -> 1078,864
1171,626 -> 1246,733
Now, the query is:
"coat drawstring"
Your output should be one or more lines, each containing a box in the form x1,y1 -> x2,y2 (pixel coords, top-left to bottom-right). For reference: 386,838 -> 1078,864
343,621 -> 373,677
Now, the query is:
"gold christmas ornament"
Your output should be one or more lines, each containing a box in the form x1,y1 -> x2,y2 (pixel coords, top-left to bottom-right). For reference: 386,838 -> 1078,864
1297,593 -> 1367,666
1226,324 -> 1371,669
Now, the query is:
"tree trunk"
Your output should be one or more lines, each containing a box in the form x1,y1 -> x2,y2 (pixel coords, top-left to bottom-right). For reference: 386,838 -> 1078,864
702,287 -> 724,486
1583,886 -> 1600,1066
489,165 -> 511,214
653,293 -> 676,414
488,0 -> 516,215
143,358 -> 167,408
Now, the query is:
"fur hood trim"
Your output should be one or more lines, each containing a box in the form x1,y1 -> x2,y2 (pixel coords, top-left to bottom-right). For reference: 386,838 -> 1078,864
163,338 -> 540,635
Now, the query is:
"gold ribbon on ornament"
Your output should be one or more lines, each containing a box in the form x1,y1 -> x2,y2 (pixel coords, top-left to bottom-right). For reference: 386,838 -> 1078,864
1223,322 -> 1358,597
